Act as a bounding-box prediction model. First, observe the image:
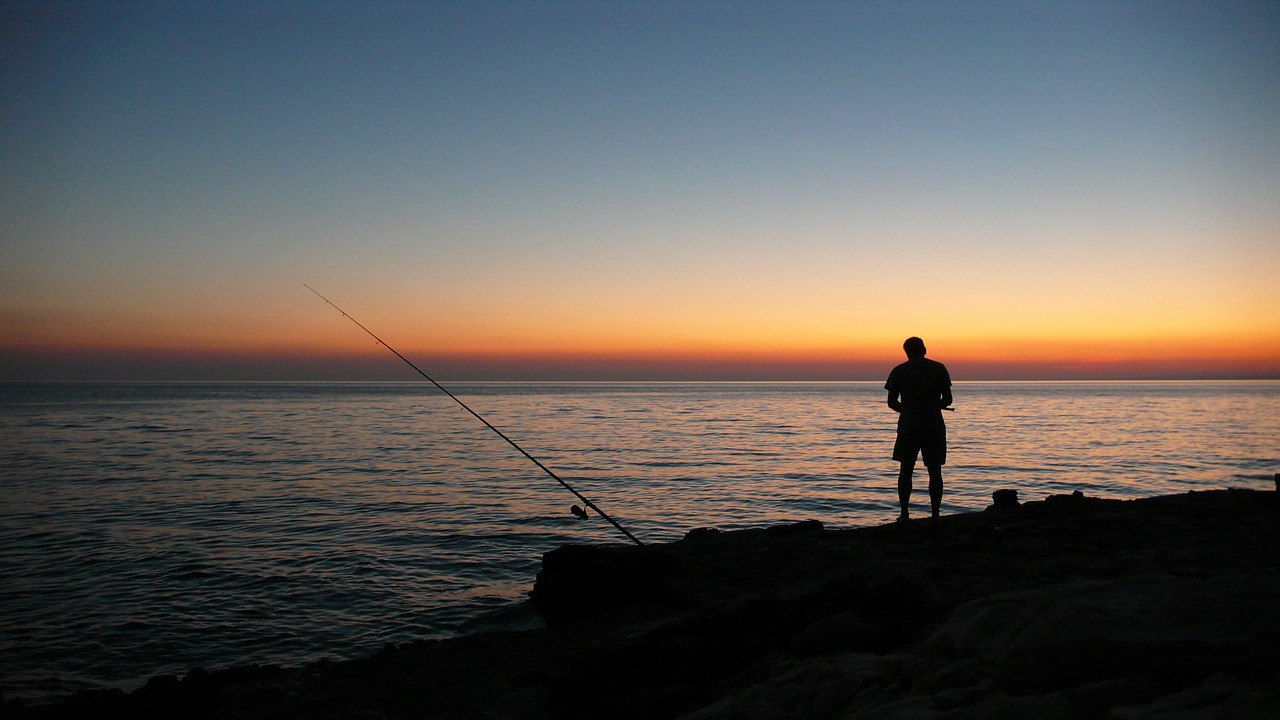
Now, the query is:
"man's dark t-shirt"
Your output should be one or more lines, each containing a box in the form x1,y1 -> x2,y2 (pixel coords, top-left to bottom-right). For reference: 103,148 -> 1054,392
885,357 -> 951,418
885,357 -> 951,464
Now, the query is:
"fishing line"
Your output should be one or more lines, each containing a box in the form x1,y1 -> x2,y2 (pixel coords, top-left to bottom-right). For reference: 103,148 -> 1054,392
304,284 -> 644,547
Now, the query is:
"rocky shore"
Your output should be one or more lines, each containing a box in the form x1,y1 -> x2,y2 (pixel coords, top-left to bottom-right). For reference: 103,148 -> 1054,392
7,488 -> 1279,719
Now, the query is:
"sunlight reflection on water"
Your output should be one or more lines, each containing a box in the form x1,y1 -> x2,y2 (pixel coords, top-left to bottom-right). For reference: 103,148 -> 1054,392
1,380 -> 1276,700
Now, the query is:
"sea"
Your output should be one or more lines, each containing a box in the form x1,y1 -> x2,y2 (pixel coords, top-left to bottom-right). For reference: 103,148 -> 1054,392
1,380 -> 1277,702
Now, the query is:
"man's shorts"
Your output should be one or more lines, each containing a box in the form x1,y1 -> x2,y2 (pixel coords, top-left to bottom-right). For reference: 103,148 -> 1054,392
893,423 -> 947,467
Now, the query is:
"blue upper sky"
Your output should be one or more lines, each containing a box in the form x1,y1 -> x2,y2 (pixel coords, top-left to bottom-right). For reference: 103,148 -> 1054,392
3,1 -> 1278,379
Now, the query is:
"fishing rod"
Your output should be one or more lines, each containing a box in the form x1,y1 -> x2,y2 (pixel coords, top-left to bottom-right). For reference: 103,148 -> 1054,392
304,284 -> 644,547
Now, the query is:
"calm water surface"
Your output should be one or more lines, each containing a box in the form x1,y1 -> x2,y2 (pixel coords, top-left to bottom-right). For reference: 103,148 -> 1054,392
1,381 -> 1277,701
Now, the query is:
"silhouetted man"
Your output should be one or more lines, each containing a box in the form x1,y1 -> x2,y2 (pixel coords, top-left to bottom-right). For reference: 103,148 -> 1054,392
885,337 -> 952,522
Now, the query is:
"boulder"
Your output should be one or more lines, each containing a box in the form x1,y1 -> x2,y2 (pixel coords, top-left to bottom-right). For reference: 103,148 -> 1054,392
989,488 -> 1020,510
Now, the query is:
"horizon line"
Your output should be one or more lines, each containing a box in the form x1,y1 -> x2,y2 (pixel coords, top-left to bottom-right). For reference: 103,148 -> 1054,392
3,346 -> 1277,383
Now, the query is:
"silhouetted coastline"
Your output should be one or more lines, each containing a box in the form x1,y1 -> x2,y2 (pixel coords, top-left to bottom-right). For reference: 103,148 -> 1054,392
8,488 -> 1278,719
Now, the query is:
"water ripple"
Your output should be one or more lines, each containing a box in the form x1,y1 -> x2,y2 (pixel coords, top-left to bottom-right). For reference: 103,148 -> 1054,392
0,380 -> 1276,702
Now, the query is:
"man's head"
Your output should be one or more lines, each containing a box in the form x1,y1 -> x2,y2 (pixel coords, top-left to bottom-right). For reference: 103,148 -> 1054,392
903,337 -> 926,359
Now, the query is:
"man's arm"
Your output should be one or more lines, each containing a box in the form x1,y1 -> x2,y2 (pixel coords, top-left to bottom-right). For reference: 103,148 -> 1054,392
940,365 -> 953,409
886,368 -> 902,413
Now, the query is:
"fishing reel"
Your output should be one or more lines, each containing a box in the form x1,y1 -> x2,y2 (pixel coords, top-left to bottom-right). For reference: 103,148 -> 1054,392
570,504 -> 589,520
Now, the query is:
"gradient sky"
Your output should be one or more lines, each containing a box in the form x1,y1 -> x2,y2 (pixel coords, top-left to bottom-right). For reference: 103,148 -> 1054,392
3,1 -> 1278,380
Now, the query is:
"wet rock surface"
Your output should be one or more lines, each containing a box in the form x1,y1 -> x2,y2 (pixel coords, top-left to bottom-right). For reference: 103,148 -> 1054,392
10,489 -> 1279,719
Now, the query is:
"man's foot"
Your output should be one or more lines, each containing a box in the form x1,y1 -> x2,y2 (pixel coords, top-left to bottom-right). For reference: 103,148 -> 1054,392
896,514 -> 909,525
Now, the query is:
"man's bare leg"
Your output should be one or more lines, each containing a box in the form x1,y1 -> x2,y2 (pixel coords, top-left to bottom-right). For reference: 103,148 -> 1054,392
926,464 -> 943,518
897,460 -> 915,522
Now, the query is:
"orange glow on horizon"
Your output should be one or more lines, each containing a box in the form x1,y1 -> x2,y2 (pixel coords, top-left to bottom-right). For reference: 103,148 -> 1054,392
4,296 -> 1278,380
4,334 -> 1277,382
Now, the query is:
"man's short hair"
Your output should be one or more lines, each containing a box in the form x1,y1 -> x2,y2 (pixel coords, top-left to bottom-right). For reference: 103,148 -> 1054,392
903,337 -> 926,358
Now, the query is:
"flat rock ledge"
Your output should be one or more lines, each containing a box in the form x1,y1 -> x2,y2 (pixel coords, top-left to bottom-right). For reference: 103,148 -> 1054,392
8,489 -> 1278,720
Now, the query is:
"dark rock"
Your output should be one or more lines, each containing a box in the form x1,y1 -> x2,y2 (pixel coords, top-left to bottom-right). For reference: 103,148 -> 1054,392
764,519 -> 823,535
857,572 -> 944,621
989,488 -> 1020,510
547,594 -> 804,720
790,610 -> 878,657
929,574 -> 1280,696
61,688 -> 128,719
1,694 -> 27,719
137,674 -> 181,695
1045,489 -> 1088,504
529,544 -> 680,625
683,527 -> 721,540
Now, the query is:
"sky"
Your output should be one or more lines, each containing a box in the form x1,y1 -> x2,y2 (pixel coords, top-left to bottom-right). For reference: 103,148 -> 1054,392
2,0 -> 1278,381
